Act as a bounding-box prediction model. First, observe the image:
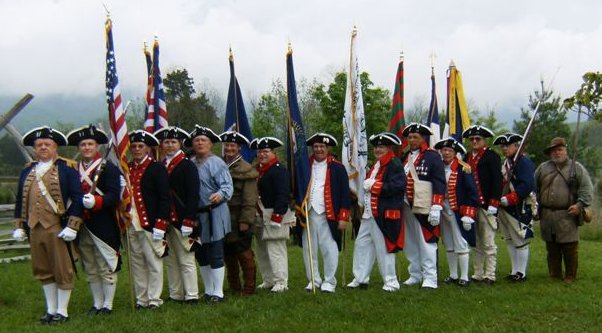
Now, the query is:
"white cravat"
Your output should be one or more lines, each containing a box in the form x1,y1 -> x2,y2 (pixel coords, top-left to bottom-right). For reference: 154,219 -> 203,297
444,162 -> 452,183
309,159 -> 327,214
404,150 -> 419,176
36,160 -> 53,177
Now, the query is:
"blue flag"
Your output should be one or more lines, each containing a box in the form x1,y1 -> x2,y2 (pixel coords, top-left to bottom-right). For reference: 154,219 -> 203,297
224,51 -> 254,163
427,69 -> 441,147
286,48 -> 311,213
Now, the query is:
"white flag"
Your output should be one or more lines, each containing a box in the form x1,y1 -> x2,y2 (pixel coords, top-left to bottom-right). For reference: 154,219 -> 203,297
342,27 -> 368,207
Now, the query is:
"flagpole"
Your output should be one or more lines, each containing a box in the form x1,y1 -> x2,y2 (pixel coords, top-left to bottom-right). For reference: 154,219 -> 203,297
230,47 -> 240,132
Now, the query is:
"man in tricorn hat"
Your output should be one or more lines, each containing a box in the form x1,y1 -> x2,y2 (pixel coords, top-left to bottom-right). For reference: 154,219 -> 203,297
434,137 -> 478,287
535,137 -> 593,282
493,133 -> 535,282
347,132 -> 405,292
220,131 -> 258,296
127,130 -> 170,309
251,136 -> 293,293
188,125 -> 233,302
302,133 -> 351,293
155,126 -> 200,304
462,125 -> 502,285
66,125 -> 121,314
12,126 -> 83,324
401,123 -> 446,289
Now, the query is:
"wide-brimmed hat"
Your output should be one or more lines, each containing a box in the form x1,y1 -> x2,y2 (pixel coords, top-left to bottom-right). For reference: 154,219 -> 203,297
543,137 -> 567,154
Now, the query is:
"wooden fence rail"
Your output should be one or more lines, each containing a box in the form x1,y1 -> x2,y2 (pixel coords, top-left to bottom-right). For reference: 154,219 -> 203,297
0,204 -> 31,263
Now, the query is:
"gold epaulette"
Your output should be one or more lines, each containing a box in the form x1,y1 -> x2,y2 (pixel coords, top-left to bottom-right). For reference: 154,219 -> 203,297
458,160 -> 472,174
57,156 -> 78,169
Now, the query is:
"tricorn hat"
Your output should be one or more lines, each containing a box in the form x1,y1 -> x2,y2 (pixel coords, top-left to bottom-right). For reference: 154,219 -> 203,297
250,137 -> 283,150
306,133 -> 338,146
493,133 -> 523,146
129,130 -> 159,147
66,124 -> 109,146
402,123 -> 433,137
434,137 -> 467,155
219,131 -> 250,145
462,125 -> 495,139
154,126 -> 191,141
369,132 -> 402,146
543,137 -> 567,154
22,126 -> 68,146
186,125 -> 221,146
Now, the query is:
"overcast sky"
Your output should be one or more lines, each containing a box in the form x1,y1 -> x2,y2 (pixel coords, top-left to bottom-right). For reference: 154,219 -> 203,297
1,0 -> 601,124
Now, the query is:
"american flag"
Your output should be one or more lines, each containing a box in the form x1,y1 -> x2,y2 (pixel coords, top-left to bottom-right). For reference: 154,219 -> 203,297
143,43 -> 155,133
105,17 -> 131,230
145,38 -> 168,132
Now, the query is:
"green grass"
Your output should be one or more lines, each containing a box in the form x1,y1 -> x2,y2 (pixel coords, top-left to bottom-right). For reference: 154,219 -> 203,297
1,232 -> 602,333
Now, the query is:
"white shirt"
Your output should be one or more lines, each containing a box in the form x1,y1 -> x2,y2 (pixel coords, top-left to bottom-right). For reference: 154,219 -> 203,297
362,161 -> 381,219
309,159 -> 327,214
404,149 -> 420,176
36,160 -> 53,178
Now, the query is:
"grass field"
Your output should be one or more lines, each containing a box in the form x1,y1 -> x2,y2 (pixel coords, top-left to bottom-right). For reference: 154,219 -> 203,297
1,224 -> 602,333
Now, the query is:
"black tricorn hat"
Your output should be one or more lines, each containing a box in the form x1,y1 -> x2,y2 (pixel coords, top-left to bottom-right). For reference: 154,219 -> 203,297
462,125 -> 495,139
66,125 -> 109,146
306,133 -> 338,146
434,137 -> 467,155
402,123 -> 433,137
154,126 -> 190,141
369,132 -> 402,146
493,133 -> 523,146
186,125 -> 221,146
22,126 -> 68,146
250,137 -> 283,150
219,131 -> 250,145
128,130 -> 159,147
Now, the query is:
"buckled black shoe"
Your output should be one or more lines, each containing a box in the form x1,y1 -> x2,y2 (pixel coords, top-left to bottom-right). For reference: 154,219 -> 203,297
505,274 -> 518,281
135,304 -> 147,310
40,313 -> 54,324
510,272 -> 527,282
98,308 -> 112,315
50,314 -> 69,324
202,294 -> 212,302
443,277 -> 459,285
87,307 -> 100,316
208,295 -> 224,303
148,304 -> 160,310
184,299 -> 199,305
483,278 -> 496,286
458,279 -> 470,287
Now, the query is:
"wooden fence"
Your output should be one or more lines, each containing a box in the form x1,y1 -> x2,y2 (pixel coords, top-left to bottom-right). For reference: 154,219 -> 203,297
0,204 -> 31,263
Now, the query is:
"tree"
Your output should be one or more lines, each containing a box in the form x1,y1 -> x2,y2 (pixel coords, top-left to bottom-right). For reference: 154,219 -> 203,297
163,68 -> 220,132
513,83 -> 570,166
250,80 -> 288,141
564,71 -> 602,121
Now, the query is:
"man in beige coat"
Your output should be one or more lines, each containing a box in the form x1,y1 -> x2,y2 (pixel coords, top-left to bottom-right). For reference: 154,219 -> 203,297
535,137 -> 593,283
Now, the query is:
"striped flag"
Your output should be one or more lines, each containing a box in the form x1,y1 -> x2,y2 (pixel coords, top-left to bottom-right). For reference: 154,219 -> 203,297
444,61 -> 471,141
105,17 -> 131,230
342,27 -> 368,207
387,55 -> 407,155
144,38 -> 168,133
285,46 -> 311,215
427,68 -> 441,147
223,49 -> 254,162
143,43 -> 154,133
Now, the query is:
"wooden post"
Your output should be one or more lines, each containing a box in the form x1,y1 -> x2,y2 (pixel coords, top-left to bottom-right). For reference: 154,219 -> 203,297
0,94 -> 34,130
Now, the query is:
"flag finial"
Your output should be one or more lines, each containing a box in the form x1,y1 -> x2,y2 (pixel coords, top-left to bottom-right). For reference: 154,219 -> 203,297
287,41 -> 292,55
352,25 -> 358,37
449,59 -> 456,68
400,51 -> 404,61
229,45 -> 233,61
102,3 -> 110,17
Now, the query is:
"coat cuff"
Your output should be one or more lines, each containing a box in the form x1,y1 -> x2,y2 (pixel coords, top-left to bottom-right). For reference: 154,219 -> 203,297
182,218 -> 196,228
505,192 -> 519,206
270,213 -> 283,224
92,195 -> 104,212
14,218 -> 25,229
432,194 -> 445,206
155,218 -> 168,231
460,205 -> 477,219
67,216 -> 83,231
337,208 -> 350,222
489,199 -> 501,208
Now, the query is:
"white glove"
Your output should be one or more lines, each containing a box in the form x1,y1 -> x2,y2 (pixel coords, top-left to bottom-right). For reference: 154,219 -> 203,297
428,205 -> 442,226
58,227 -> 77,242
486,205 -> 498,216
12,228 -> 26,242
500,196 -> 509,207
460,216 -> 475,231
363,179 -> 376,191
119,175 -> 127,188
82,193 -> 96,209
152,228 -> 165,240
181,225 -> 193,237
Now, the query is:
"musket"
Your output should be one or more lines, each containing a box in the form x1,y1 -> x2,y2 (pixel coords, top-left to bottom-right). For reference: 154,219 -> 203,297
567,105 -> 582,201
88,139 -> 113,195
